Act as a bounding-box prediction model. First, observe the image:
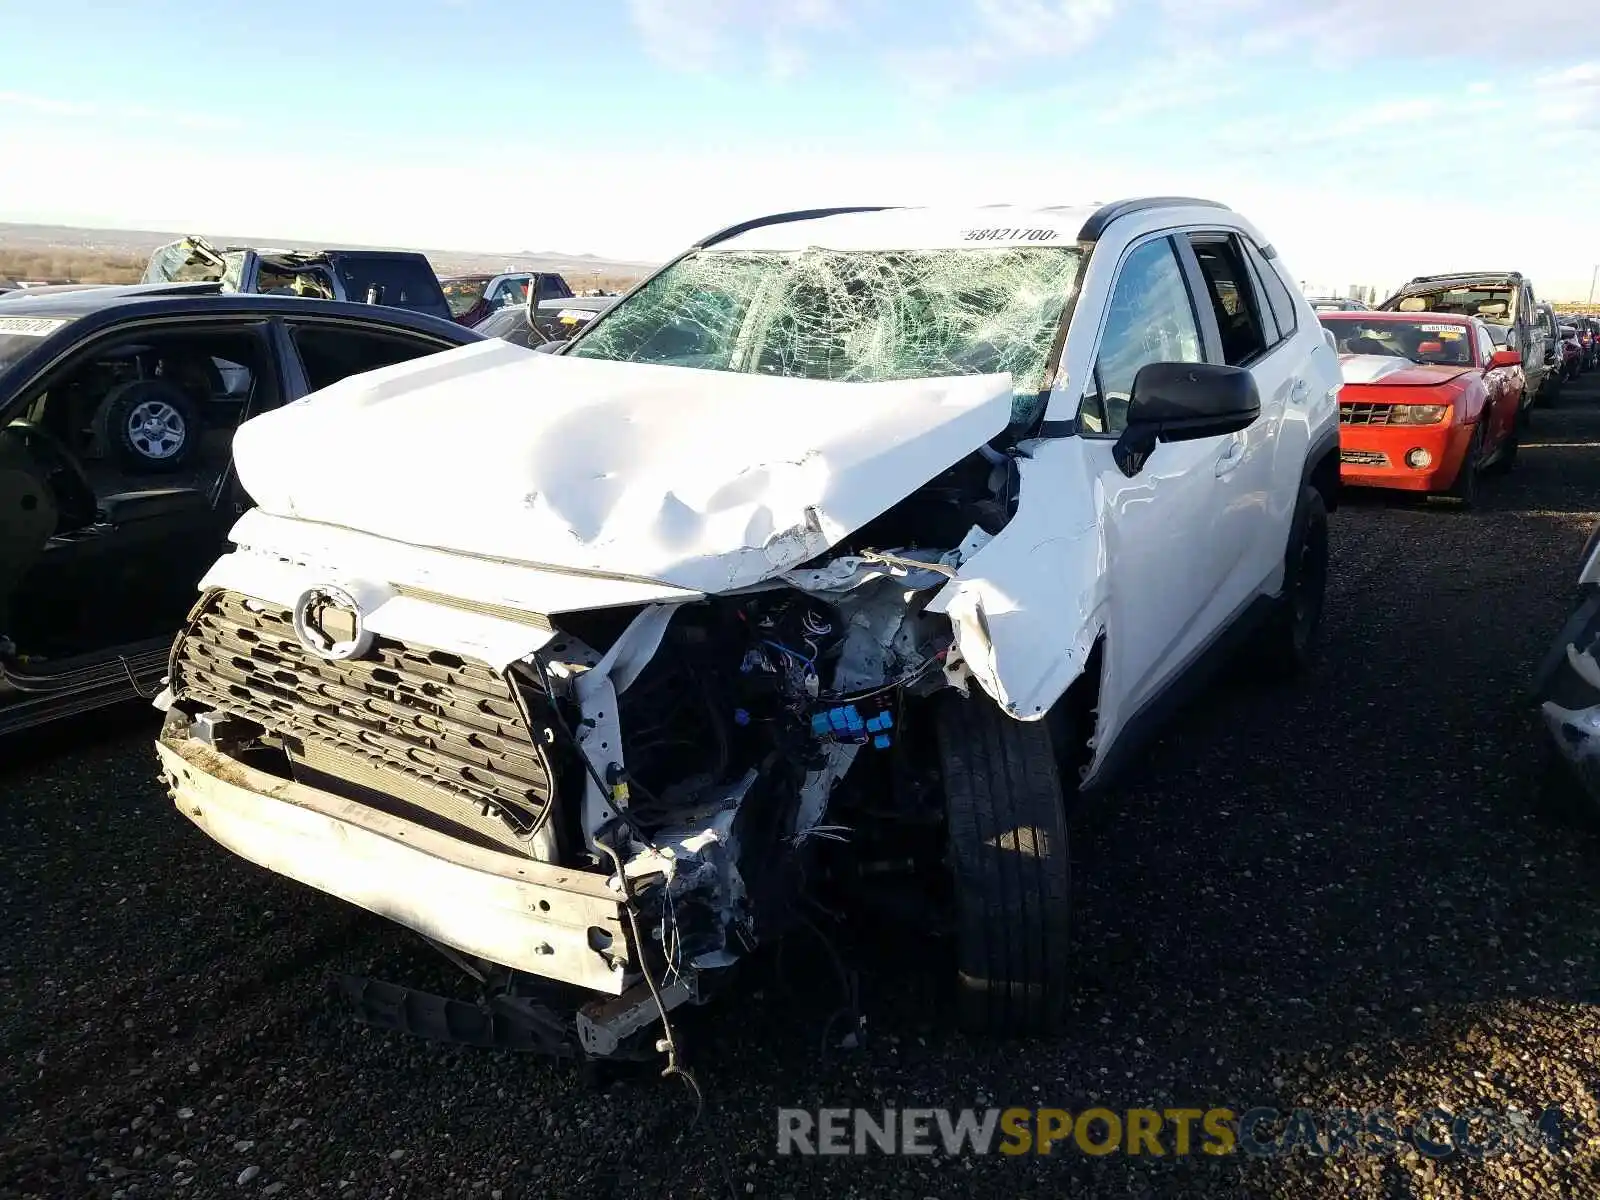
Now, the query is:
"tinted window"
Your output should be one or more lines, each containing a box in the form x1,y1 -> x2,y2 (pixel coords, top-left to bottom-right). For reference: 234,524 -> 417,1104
336,258 -> 445,313
290,323 -> 450,392
535,275 -> 571,301
1189,235 -> 1268,366
1247,242 -> 1298,340
1080,237 -> 1202,435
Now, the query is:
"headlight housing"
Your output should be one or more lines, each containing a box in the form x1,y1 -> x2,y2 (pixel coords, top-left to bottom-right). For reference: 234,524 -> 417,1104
1388,404 -> 1448,425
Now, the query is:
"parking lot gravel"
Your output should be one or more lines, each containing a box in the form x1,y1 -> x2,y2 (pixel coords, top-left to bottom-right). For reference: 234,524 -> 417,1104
6,380 -> 1600,1199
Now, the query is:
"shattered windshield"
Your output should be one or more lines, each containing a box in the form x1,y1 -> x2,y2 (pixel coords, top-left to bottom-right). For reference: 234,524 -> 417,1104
1321,317 -> 1477,365
1393,285 -> 1515,323
143,240 -> 230,285
567,245 -> 1084,423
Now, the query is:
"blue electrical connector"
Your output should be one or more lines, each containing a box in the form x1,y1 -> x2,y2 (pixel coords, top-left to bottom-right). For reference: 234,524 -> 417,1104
810,704 -> 894,748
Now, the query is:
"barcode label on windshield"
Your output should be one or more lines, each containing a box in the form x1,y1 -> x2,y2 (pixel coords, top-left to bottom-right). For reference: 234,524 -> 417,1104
0,316 -> 69,336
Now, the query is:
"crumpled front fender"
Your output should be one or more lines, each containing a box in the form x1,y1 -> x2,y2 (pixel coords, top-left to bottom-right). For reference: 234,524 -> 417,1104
928,444 -> 1105,721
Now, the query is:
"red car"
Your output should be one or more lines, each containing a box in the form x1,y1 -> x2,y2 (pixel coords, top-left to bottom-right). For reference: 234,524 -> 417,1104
1319,311 -> 1523,506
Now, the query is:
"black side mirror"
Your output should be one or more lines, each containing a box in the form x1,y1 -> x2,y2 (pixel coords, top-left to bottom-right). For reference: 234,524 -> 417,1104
1112,362 -> 1261,478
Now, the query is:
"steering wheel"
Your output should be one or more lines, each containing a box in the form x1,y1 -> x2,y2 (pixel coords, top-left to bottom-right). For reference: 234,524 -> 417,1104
1,420 -> 99,531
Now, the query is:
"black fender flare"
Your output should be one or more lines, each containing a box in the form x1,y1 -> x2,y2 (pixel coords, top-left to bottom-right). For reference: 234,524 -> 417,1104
1301,425 -> 1341,511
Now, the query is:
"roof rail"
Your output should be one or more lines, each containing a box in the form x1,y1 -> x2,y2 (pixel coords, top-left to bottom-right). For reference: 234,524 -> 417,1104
695,207 -> 900,249
1405,271 -> 1521,284
1077,197 -> 1229,241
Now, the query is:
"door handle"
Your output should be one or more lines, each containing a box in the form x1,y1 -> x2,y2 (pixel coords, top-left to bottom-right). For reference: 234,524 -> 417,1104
1215,434 -> 1245,478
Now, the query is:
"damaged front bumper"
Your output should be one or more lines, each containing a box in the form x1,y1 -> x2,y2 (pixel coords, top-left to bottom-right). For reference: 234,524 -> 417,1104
156,733 -> 634,994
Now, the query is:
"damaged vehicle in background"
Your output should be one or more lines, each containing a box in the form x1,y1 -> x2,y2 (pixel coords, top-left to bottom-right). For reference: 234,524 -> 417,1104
153,200 -> 1341,1063
1534,522 -> 1600,827
0,288 -> 480,735
144,236 -> 454,324
1380,271 -> 1550,420
470,276 -> 623,350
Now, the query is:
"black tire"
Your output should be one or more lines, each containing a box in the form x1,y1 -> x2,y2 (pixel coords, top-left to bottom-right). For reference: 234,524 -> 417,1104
1436,423 -> 1484,509
94,380 -> 200,474
1485,418 -> 1519,476
1543,372 -> 1562,408
1247,485 -> 1329,681
936,691 -> 1072,1036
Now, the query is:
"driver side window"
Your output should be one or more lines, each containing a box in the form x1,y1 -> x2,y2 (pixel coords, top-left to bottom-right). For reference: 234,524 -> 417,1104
1080,238 -> 1203,435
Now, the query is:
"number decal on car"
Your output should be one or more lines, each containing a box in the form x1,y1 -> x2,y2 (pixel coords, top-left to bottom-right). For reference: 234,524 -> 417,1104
0,317 -> 70,336
959,228 -> 1061,242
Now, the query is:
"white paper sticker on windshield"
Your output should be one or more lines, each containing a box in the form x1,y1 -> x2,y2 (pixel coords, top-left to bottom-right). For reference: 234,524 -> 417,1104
0,316 -> 69,336
1419,323 -> 1463,333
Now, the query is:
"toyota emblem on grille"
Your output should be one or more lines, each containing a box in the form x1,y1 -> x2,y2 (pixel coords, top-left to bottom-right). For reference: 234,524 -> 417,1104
292,584 -> 375,661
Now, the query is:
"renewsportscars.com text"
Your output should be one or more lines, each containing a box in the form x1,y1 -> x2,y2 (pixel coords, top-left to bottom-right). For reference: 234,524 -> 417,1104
777,1105 -> 1568,1158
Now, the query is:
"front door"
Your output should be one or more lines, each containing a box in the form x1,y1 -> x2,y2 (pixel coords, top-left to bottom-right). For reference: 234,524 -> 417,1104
3,319 -> 280,657
1081,233 -> 1233,717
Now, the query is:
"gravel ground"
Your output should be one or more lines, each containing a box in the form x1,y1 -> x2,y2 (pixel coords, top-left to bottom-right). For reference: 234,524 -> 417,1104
6,379 -> 1600,1199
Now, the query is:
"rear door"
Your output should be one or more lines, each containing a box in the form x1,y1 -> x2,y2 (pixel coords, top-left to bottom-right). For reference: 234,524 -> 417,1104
1183,231 -> 1291,611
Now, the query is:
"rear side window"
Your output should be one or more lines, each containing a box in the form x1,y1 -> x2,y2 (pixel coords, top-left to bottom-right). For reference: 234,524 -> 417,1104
1188,235 -> 1268,366
336,258 -> 446,313
535,274 -> 571,301
1246,242 -> 1298,340
290,323 -> 449,392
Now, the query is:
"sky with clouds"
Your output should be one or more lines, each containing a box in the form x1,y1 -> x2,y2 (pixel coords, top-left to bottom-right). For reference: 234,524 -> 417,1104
4,0 -> 1600,297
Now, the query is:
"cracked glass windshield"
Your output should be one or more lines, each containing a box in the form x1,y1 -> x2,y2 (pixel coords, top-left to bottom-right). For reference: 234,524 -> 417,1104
567,245 -> 1084,423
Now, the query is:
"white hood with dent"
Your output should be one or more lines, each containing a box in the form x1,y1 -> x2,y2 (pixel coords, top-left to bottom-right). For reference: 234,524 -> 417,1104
1338,354 -> 1416,384
231,339 -> 1014,595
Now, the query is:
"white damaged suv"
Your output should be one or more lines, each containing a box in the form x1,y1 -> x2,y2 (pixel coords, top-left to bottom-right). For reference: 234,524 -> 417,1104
155,200 -> 1341,1055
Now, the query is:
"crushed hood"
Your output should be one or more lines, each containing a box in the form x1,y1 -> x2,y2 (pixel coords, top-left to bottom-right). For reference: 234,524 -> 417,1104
230,340 -> 1014,594
1338,354 -> 1473,387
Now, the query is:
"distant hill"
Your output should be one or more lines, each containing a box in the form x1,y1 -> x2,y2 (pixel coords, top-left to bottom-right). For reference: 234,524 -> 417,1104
0,222 -> 658,284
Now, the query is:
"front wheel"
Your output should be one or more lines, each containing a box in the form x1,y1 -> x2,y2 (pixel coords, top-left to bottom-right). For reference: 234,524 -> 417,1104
1437,422 -> 1485,509
1246,485 -> 1329,680
937,692 -> 1073,1036
1485,417 -> 1519,476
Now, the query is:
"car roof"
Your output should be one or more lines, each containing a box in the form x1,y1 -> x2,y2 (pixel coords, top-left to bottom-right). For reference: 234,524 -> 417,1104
1320,310 -> 1474,325
0,288 -> 475,337
1398,273 -> 1521,290
698,200 -> 1232,253
0,282 -> 225,312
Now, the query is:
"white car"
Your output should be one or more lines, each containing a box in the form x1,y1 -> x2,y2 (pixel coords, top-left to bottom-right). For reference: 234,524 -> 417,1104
154,199 -> 1342,1058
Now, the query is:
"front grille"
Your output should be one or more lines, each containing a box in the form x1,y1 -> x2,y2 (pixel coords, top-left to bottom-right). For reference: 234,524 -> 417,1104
1340,402 -> 1395,426
172,589 -> 555,850
1340,449 -> 1390,467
